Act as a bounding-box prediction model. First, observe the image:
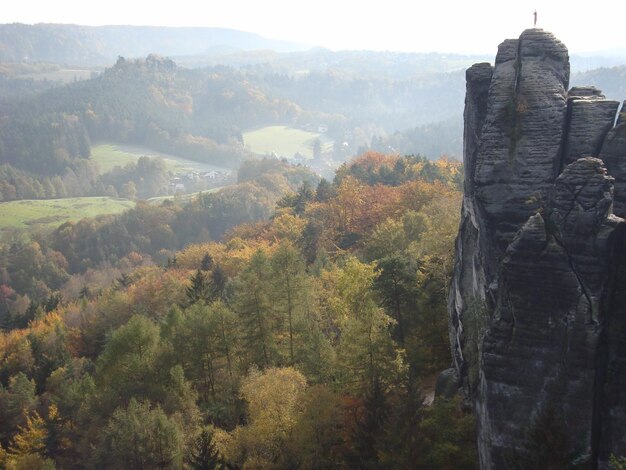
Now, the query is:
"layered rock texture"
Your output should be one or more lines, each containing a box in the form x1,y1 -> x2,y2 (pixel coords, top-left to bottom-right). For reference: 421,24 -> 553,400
449,29 -> 626,469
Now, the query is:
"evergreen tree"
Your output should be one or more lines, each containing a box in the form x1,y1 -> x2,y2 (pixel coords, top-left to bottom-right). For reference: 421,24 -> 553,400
374,255 -> 417,345
115,273 -> 132,289
294,181 -> 314,215
235,250 -> 277,368
315,178 -> 334,202
201,253 -> 214,271
508,402 -> 575,470
377,380 -> 424,468
209,264 -> 227,302
78,285 -> 90,300
345,379 -> 387,469
186,427 -> 224,470
271,242 -> 307,365
187,269 -> 210,305
43,293 -> 61,313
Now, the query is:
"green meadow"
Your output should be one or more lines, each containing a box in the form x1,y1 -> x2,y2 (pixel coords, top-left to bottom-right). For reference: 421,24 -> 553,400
90,144 -> 139,173
0,197 -> 135,233
90,143 -> 229,174
243,126 -> 332,159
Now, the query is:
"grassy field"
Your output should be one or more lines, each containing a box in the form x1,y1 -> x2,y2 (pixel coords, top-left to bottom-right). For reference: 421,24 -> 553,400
90,144 -> 139,173
90,143 -> 230,175
243,126 -> 333,159
147,187 -> 221,205
0,197 -> 135,233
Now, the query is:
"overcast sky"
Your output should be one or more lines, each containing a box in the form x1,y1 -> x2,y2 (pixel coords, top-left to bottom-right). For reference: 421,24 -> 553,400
2,0 -> 625,55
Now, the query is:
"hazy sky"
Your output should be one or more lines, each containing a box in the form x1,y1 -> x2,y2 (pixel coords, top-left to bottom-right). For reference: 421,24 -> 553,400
2,0 -> 625,55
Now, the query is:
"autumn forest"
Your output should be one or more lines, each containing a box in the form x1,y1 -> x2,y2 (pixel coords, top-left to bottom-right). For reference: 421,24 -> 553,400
0,152 -> 477,469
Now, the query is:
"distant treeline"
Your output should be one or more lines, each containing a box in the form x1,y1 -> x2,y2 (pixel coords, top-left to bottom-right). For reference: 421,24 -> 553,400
255,69 -> 465,131
0,157 -> 174,202
0,54 -> 468,191
0,158 -> 318,302
572,65 -> 626,101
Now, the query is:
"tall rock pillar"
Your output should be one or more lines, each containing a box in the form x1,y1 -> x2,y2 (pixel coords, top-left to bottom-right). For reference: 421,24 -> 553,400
449,29 -> 626,469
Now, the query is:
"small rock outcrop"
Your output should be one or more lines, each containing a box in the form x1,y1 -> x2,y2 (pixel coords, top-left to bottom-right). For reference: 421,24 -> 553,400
450,29 -> 626,469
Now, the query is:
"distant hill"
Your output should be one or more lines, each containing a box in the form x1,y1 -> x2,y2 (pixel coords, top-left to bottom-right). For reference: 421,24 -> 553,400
0,52 -> 472,177
177,47 -> 492,78
571,65 -> 626,101
0,23 -> 308,65
570,54 -> 626,73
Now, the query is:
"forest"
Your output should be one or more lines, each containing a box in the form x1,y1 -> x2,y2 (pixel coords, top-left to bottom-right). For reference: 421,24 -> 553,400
0,152 -> 477,469
0,52 -> 467,204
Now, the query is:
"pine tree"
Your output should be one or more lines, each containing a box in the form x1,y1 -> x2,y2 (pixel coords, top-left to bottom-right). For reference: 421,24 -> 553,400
315,177 -> 334,202
235,250 -> 277,368
201,253 -> 214,271
374,255 -> 417,345
43,293 -> 61,313
78,285 -> 90,300
187,269 -> 209,305
508,402 -> 574,470
270,242 -> 309,365
345,379 -> 387,469
294,181 -> 314,215
116,273 -> 132,289
209,264 -> 227,302
186,428 -> 224,470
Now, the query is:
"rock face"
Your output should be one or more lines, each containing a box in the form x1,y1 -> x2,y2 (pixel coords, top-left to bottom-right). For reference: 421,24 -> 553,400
449,29 -> 626,469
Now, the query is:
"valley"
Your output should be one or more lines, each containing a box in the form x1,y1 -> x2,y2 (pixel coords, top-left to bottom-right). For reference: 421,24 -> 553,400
1,18 -> 626,470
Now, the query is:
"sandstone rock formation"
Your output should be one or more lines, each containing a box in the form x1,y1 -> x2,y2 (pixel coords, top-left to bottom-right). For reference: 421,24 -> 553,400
449,29 -> 626,469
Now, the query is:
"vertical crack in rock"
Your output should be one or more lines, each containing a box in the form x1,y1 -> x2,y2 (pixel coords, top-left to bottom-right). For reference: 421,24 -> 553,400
448,28 -> 626,469
601,101 -> 626,217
